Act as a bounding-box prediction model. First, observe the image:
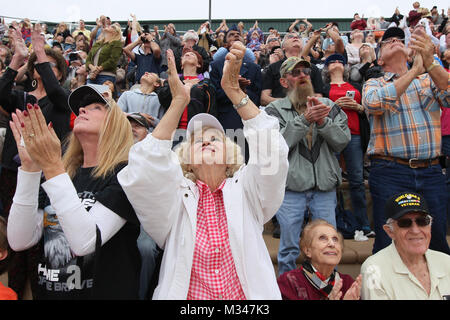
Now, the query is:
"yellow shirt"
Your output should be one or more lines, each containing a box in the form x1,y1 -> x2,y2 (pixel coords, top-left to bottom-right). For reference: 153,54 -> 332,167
361,243 -> 450,300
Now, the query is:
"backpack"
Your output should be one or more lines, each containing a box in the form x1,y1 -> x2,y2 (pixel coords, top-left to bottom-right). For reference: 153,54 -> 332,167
335,188 -> 358,239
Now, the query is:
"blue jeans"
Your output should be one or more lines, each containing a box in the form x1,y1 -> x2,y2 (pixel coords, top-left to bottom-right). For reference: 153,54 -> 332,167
87,74 -> 116,85
276,189 -> 337,276
369,159 -> 450,255
341,135 -> 370,232
442,135 -> 450,226
137,226 -> 159,300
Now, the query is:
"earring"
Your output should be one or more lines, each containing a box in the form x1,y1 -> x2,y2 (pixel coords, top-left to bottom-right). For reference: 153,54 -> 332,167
31,79 -> 37,88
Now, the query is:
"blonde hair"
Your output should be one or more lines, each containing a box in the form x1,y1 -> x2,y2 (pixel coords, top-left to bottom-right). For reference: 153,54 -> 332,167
174,126 -> 244,182
299,219 -> 344,260
98,23 -> 122,44
62,100 -> 133,179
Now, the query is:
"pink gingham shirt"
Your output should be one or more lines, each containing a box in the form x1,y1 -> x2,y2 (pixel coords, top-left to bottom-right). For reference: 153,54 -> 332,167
186,179 -> 246,300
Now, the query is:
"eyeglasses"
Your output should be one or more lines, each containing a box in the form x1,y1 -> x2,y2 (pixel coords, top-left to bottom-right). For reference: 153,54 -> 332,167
285,34 -> 300,39
396,215 -> 432,228
381,37 -> 405,45
289,67 -> 311,77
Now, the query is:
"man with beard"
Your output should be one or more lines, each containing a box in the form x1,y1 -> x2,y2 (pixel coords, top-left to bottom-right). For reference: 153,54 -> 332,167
265,57 -> 350,276
261,31 -> 326,106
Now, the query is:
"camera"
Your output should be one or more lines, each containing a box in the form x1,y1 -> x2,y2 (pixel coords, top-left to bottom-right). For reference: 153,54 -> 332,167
141,34 -> 150,43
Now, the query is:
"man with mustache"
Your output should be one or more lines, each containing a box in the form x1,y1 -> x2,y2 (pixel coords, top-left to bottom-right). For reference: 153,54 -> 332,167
265,57 -> 351,276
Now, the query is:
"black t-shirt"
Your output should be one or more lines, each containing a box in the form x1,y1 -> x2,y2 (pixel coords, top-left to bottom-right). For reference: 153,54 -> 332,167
35,163 -> 140,300
262,57 -> 326,98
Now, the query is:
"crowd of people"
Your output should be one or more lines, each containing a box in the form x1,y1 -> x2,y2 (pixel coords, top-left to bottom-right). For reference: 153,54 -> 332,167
0,1 -> 449,301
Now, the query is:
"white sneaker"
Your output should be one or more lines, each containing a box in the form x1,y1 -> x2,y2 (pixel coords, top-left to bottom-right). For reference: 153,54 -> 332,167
354,230 -> 369,241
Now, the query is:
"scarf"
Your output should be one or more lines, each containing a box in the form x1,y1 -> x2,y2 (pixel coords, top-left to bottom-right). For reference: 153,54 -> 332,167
300,260 -> 340,299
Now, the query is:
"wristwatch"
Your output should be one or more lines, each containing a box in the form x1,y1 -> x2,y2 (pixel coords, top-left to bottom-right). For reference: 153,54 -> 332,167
233,94 -> 249,110
426,60 -> 440,73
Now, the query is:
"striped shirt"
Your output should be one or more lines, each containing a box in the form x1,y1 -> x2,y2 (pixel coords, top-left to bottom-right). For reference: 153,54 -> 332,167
362,72 -> 449,160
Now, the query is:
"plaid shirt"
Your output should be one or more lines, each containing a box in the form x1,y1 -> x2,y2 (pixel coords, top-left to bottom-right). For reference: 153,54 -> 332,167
362,72 -> 449,160
187,179 -> 246,300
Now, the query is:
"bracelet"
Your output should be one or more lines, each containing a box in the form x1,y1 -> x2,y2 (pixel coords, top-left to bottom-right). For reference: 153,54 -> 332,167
426,60 -> 439,73
233,94 -> 249,110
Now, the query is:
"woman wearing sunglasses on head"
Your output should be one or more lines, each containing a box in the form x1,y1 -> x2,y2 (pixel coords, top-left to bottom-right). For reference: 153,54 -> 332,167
361,191 -> 450,300
0,24 -> 71,219
6,85 -> 141,299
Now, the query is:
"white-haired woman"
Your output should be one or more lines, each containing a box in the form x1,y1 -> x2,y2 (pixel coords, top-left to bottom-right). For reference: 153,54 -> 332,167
118,43 -> 289,299
174,30 -> 210,74
7,84 -> 141,299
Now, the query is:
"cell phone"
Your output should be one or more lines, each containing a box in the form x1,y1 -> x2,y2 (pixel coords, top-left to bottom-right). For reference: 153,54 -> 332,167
346,91 -> 355,99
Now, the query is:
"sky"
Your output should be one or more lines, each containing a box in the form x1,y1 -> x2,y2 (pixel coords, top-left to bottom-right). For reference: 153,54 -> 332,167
1,0 -> 447,23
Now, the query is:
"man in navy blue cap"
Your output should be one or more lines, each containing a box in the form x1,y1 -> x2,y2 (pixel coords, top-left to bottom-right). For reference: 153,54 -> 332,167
361,191 -> 450,300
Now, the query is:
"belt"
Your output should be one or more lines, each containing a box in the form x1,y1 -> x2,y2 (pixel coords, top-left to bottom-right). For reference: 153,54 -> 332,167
370,155 -> 440,169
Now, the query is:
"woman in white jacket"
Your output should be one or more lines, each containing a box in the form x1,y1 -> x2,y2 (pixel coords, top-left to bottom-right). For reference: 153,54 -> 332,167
118,43 -> 289,300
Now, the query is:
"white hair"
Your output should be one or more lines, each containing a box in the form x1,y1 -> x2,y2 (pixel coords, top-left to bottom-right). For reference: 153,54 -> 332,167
183,30 -> 199,43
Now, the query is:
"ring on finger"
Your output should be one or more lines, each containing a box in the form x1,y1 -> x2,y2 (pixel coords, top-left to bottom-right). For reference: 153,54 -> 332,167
29,133 -> 35,138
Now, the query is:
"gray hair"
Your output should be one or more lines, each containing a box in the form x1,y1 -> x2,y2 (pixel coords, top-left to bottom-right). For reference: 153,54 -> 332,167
183,30 -> 199,43
322,64 -> 350,84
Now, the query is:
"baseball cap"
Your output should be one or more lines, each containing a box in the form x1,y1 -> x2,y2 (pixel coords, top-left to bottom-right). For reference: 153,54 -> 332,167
385,191 -> 430,220
127,112 -> 150,130
324,53 -> 347,66
186,113 -> 224,138
280,56 -> 311,78
381,27 -> 405,43
209,46 -> 218,52
68,84 -> 110,115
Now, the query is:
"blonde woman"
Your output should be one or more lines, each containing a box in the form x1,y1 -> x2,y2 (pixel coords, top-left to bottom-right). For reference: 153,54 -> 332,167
85,23 -> 123,85
7,84 -> 141,299
118,43 -> 289,299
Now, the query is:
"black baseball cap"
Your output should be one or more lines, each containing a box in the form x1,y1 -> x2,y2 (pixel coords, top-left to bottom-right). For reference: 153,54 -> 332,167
127,113 -> 150,130
68,84 -> 110,116
381,27 -> 405,42
385,191 -> 430,220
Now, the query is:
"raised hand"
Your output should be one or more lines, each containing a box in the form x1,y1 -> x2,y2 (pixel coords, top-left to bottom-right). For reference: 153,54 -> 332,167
167,49 -> 190,106
221,41 -> 246,93
328,278 -> 343,300
10,27 -> 28,59
15,104 -> 64,179
30,23 -> 46,55
342,274 -> 362,300
305,96 -> 331,126
9,108 -> 41,172
409,28 -> 435,69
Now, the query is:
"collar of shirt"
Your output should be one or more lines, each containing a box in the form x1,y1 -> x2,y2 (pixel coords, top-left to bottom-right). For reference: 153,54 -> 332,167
384,72 -> 400,81
196,179 -> 226,195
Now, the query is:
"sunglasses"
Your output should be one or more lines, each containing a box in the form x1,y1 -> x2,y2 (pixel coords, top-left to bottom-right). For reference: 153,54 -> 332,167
289,67 -> 311,77
327,60 -> 345,65
396,215 -> 432,228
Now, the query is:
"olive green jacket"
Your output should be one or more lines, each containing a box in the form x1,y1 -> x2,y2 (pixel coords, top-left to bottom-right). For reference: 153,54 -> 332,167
265,96 -> 350,192
85,40 -> 123,74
